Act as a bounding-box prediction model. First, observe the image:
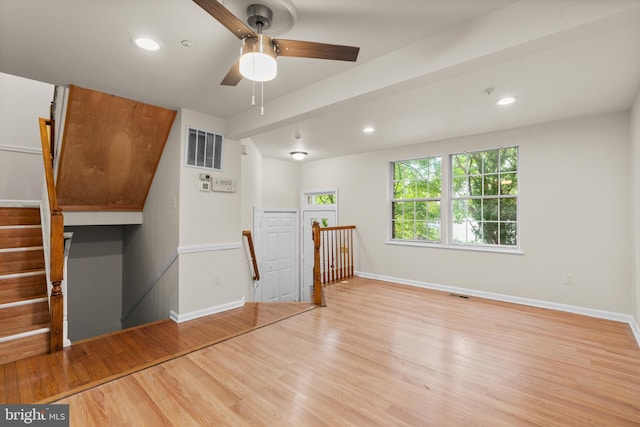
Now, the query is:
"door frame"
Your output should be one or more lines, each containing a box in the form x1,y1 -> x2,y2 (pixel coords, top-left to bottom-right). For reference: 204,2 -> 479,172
300,189 -> 339,301
253,207 -> 300,302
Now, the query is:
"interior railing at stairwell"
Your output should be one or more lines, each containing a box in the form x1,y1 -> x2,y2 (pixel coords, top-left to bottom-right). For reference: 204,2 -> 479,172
39,117 -> 65,353
312,222 -> 356,306
242,230 -> 260,282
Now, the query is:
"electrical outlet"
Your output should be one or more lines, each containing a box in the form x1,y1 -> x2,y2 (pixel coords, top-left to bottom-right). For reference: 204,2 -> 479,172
171,196 -> 177,209
212,275 -> 220,286
563,273 -> 575,285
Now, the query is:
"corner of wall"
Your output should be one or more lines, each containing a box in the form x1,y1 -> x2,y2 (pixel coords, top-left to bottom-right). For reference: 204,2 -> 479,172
630,91 -> 640,325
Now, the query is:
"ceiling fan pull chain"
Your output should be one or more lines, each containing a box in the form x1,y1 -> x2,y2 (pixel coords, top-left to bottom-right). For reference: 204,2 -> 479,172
251,77 -> 256,107
261,81 -> 265,116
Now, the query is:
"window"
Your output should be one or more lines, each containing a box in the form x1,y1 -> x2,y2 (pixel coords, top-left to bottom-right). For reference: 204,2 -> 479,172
451,147 -> 518,247
391,157 -> 442,242
390,147 -> 519,250
186,127 -> 223,171
306,193 -> 336,205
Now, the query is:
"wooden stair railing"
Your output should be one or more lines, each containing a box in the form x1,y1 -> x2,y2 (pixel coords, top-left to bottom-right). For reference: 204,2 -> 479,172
242,230 -> 260,282
312,222 -> 356,306
39,117 -> 65,352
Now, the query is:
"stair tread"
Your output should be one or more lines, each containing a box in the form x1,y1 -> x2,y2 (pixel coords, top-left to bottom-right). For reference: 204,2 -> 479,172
0,293 -> 48,307
0,268 -> 47,278
0,322 -> 49,340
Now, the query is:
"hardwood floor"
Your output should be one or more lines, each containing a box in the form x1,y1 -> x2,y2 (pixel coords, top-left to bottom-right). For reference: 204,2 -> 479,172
47,277 -> 640,426
0,301 -> 314,404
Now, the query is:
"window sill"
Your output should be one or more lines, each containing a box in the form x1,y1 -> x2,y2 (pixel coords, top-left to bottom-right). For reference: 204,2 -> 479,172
385,240 -> 524,255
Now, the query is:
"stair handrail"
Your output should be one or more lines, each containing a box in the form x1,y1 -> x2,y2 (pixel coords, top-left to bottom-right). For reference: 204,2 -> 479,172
39,117 -> 65,352
312,223 -> 357,306
242,230 -> 260,281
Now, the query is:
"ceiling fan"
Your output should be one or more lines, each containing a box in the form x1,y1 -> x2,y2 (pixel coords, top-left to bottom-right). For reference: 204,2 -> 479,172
193,0 -> 360,86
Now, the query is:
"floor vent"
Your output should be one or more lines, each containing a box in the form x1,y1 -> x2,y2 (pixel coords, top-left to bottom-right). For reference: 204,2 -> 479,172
449,293 -> 470,299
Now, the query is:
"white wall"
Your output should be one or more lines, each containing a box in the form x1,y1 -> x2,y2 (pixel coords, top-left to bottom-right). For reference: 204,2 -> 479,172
300,112 -> 632,314
240,138 -> 263,231
177,109 -> 252,315
121,110 -> 181,328
0,73 -> 52,201
631,93 -> 640,324
262,158 -> 300,208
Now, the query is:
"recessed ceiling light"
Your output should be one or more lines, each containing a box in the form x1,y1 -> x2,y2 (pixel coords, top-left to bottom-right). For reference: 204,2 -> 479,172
363,127 -> 375,134
496,96 -> 517,106
131,37 -> 161,51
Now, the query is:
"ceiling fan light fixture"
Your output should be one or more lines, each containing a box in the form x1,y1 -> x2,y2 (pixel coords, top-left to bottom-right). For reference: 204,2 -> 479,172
239,35 -> 277,82
290,151 -> 307,161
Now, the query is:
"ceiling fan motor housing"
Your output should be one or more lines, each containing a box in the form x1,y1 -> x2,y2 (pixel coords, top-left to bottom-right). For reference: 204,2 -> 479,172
247,4 -> 273,31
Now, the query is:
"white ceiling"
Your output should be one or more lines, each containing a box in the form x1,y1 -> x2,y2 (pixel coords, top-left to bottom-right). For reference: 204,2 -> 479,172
1,0 -> 639,161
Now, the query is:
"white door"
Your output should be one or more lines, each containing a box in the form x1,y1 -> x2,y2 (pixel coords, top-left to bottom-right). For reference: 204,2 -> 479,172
301,210 -> 336,302
259,211 -> 297,302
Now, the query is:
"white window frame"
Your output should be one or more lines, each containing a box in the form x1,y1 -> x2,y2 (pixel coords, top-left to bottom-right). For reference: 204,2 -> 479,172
389,156 -> 442,243
387,146 -> 521,254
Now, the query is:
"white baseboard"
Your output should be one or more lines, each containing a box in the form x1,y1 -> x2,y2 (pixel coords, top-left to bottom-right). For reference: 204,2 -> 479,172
356,271 -> 640,348
169,297 -> 246,323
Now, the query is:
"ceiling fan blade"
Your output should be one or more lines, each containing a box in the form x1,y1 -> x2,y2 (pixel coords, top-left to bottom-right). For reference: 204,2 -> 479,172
221,60 -> 242,86
192,0 -> 256,39
274,39 -> 360,62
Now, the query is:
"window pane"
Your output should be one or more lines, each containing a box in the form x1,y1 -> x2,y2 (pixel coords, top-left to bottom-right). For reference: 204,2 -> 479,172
427,201 -> 440,221
500,222 -> 517,246
469,153 -> 482,175
500,147 -> 518,172
483,199 -> 498,221
482,221 -> 499,244
427,222 -> 441,241
415,201 -> 427,220
452,177 -> 469,197
484,174 -> 499,196
483,150 -> 499,174
500,173 -> 517,195
469,176 -> 483,196
452,200 -> 467,222
416,221 -> 427,240
500,198 -> 517,221
452,154 -> 468,177
415,179 -> 428,198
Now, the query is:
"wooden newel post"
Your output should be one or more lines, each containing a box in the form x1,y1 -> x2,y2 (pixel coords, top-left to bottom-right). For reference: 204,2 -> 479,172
312,221 -> 325,306
49,209 -> 65,352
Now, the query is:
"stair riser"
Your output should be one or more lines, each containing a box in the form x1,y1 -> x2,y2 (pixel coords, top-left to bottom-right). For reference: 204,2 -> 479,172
0,208 -> 41,226
0,274 -> 48,305
0,332 -> 49,365
0,227 -> 43,249
0,301 -> 50,331
0,251 -> 45,275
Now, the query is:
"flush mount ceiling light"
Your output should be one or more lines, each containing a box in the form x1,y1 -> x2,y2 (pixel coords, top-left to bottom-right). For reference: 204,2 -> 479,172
131,36 -> 161,51
362,127 -> 376,134
496,96 -> 517,106
290,151 -> 307,161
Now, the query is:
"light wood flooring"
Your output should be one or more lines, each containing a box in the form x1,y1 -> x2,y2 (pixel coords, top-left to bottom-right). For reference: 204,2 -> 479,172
0,301 -> 314,404
4,276 -> 640,425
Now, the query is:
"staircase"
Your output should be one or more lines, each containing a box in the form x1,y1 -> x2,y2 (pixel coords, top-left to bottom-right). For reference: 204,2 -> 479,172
0,207 -> 50,365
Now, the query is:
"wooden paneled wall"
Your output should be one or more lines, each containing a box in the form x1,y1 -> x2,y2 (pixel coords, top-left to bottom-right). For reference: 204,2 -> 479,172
57,86 -> 176,211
